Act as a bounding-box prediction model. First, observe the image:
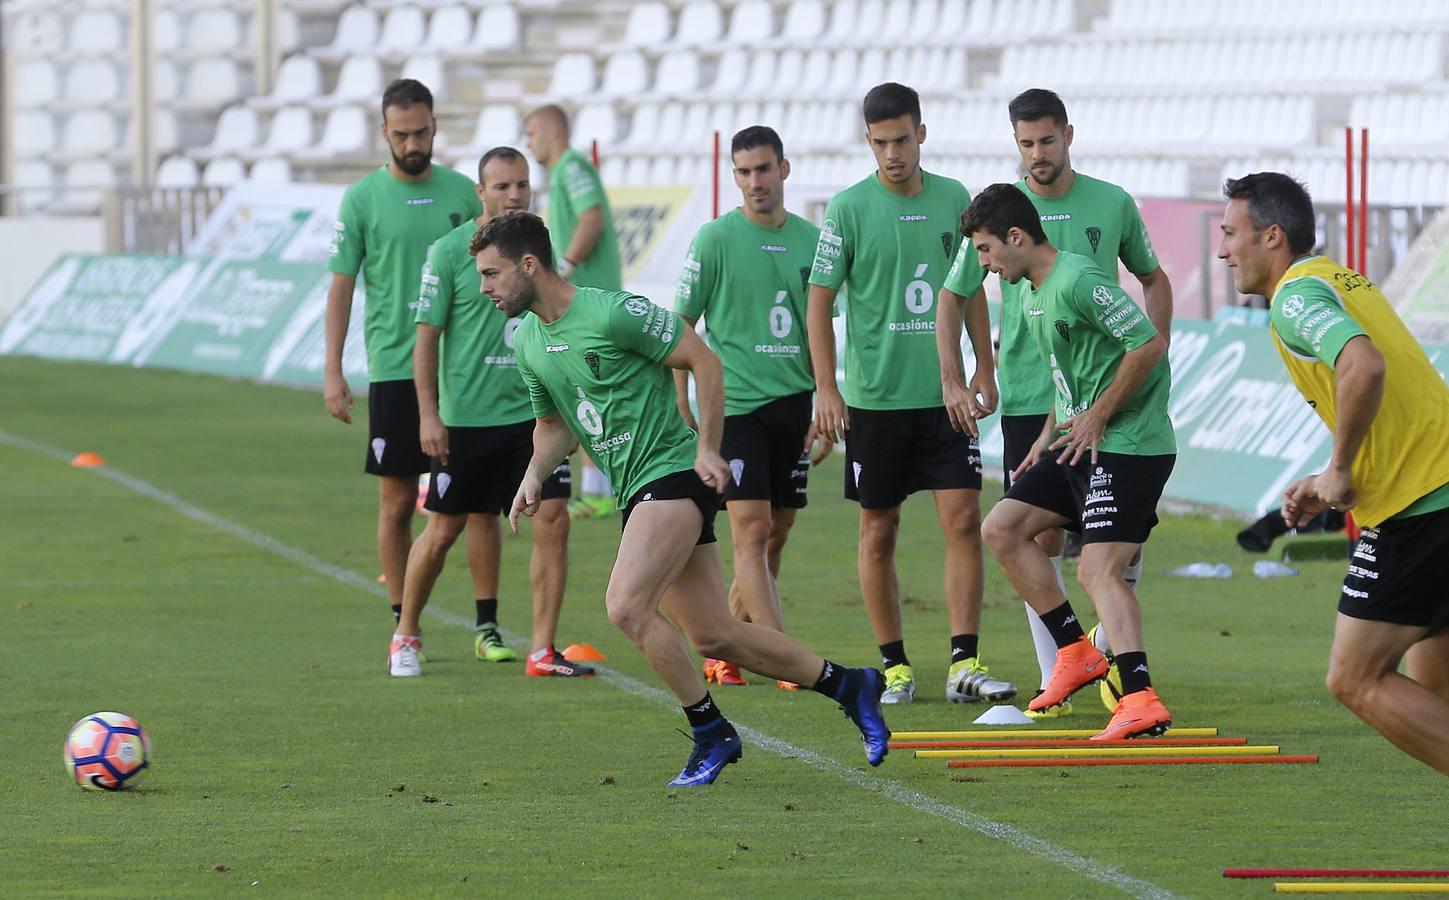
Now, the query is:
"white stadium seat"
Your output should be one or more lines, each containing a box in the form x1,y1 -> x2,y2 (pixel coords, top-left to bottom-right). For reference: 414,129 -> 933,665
253,56 -> 323,110
156,155 -> 201,188
674,1 -> 724,46
69,11 -> 124,54
621,2 -> 672,47
202,156 -> 248,187
13,111 -> 58,159
726,1 -> 775,44
573,104 -> 621,147
598,52 -> 649,98
155,12 -> 182,52
778,0 -> 827,43
314,5 -> 380,59
249,157 -> 295,184
423,5 -> 472,52
546,54 -> 596,98
379,6 -> 428,55
255,105 -> 315,158
14,62 -> 59,108
295,105 -> 371,159
192,105 -> 260,159
179,59 -> 243,110
318,56 -> 383,108
400,56 -> 448,100
60,110 -> 121,158
470,4 -> 521,52
63,60 -> 123,106
154,61 -> 180,104
13,161 -> 56,213
458,105 -> 522,155
710,49 -> 748,96
653,51 -> 701,98
185,10 -> 244,55
53,161 -> 119,215
12,13 -> 65,57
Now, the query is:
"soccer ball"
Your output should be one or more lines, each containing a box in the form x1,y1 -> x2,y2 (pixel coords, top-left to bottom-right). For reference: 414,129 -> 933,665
65,712 -> 150,791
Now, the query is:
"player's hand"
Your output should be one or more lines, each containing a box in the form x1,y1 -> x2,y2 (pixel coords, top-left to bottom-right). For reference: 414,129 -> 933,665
1011,433 -> 1055,483
942,377 -> 983,437
1050,407 -> 1108,467
695,450 -> 731,495
419,413 -> 448,465
814,386 -> 850,444
969,369 -> 999,417
508,475 -> 543,533
1282,474 -> 1328,528
324,371 -> 352,424
1314,465 -> 1358,514
804,422 -> 834,466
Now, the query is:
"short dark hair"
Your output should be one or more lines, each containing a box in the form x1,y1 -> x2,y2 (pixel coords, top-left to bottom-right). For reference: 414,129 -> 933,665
862,82 -> 921,127
731,125 -> 784,162
381,78 -> 433,119
478,145 -> 525,182
468,210 -> 554,269
1009,88 -> 1069,129
1222,173 -> 1317,255
961,183 -> 1048,245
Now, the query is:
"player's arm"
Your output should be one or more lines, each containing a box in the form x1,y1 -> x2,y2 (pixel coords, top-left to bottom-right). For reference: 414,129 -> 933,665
510,411 -> 576,532
663,326 -> 730,493
561,206 -> 603,276
937,285 -> 997,436
1052,276 -> 1166,465
1135,266 -> 1174,345
671,315 -> 700,431
323,273 -> 356,424
807,283 -> 847,441
1288,336 -> 1384,521
414,323 -> 447,463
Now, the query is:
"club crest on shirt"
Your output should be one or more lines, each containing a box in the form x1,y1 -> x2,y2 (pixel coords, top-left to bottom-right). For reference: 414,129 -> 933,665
584,349 -> 601,378
625,298 -> 649,317
1085,226 -> 1102,254
1054,319 -> 1070,343
940,232 -> 953,259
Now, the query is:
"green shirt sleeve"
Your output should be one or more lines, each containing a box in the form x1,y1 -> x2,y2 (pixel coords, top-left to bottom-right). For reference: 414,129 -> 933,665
1117,192 -> 1159,277
327,187 -> 365,277
942,237 -> 986,296
674,231 -> 714,321
517,347 -> 556,418
611,295 -> 684,364
1271,278 -> 1367,367
1071,268 -> 1158,351
808,197 -> 850,290
415,239 -> 452,328
560,155 -> 604,213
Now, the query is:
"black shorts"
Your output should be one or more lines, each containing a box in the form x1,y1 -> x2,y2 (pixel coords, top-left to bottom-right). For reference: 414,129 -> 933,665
424,422 -> 571,516
1340,504 -> 1449,631
620,470 -> 720,545
365,379 -> 431,477
844,406 -> 982,509
721,391 -> 812,509
1000,412 -> 1052,491
1004,450 -> 1175,545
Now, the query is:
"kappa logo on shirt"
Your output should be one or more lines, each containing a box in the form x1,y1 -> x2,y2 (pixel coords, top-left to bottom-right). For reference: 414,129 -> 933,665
405,198 -> 435,206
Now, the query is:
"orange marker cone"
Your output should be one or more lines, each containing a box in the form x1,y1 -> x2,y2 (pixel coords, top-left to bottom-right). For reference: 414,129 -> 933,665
70,452 -> 105,468
562,643 -> 605,662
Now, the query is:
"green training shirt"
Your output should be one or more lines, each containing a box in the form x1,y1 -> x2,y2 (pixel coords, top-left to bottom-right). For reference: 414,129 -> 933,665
808,170 -> 970,410
415,220 -> 533,428
1022,251 -> 1175,455
514,287 -> 696,506
945,173 -> 1159,416
675,208 -> 818,415
328,165 -> 483,382
548,148 -> 623,292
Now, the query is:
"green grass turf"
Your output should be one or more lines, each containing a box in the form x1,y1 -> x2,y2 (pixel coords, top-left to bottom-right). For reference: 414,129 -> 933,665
2,357 -> 1443,897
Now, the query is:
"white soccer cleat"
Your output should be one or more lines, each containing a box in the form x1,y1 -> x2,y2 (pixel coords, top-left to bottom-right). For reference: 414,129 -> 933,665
946,657 -> 1018,703
880,664 -> 915,704
389,634 -> 422,677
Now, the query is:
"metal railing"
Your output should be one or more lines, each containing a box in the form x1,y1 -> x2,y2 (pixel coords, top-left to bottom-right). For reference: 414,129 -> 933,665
0,184 -> 226,254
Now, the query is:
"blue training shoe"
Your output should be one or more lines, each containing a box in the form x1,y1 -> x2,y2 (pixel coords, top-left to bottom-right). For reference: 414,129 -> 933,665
668,720 -> 743,787
840,667 -> 891,766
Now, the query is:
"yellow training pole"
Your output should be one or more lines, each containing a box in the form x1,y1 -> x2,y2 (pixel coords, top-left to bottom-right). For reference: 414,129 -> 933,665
891,727 -> 1219,740
916,745 -> 1279,760
1276,885 -> 1449,894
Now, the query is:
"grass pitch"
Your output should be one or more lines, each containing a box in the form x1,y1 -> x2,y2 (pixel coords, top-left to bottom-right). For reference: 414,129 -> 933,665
2,357 -> 1442,897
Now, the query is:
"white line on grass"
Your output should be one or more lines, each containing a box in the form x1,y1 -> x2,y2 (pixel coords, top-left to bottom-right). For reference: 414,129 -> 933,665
3,428 -> 1176,900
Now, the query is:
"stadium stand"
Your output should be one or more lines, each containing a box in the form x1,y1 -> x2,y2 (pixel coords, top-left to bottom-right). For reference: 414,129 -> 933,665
4,0 -> 1449,223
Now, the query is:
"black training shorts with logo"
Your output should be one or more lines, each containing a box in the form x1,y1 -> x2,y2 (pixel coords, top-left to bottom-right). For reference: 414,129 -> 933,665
365,379 -> 432,477
424,421 -> 571,516
1005,449 -> 1175,545
1000,413 -> 1053,491
721,390 -> 812,509
1340,504 -> 1449,632
844,406 -> 983,510
620,470 -> 721,545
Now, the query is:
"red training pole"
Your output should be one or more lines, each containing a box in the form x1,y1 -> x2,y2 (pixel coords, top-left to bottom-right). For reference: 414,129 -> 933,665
712,130 -> 720,220
1359,128 -> 1369,275
591,139 -> 599,167
1344,128 -> 1355,271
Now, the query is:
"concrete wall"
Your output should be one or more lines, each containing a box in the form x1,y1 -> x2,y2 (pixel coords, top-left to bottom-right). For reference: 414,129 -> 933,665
0,217 -> 107,322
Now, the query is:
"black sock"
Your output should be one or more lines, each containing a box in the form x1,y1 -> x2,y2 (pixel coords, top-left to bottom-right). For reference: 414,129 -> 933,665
475,598 -> 498,629
878,640 -> 909,670
811,660 -> 849,701
683,692 -> 725,732
1115,651 -> 1152,695
950,634 -> 978,663
1041,601 -> 1086,649
391,604 -> 402,623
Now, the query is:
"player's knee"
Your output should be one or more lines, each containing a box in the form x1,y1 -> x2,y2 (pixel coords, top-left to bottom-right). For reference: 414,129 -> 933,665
689,628 -> 733,660
604,595 -> 649,642
1325,655 -> 1375,709
731,515 -> 773,559
1075,557 -> 1121,595
980,508 -> 1014,553
859,515 -> 899,560
766,527 -> 791,559
380,495 -> 415,526
943,504 -> 983,541
533,501 -> 570,544
423,516 -> 465,550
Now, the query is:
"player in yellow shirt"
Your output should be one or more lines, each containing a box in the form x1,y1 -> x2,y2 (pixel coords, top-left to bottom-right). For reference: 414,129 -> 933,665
1218,172 -> 1449,777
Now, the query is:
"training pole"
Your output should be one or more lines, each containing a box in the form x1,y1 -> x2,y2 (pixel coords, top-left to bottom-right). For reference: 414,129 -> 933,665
1276,885 -> 1449,894
712,130 -> 720,219
892,727 -> 1218,740
949,755 -> 1318,768
1345,128 -> 1356,271
1227,871 -> 1449,880
1359,128 -> 1369,274
893,737 -> 1248,750
919,745 -> 1278,760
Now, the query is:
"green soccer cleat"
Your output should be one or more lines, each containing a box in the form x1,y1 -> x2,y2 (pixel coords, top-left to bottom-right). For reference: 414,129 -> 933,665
474,624 -> 518,662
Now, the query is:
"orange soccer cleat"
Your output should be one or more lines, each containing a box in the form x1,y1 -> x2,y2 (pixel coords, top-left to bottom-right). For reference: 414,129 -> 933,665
702,658 -> 748,686
1028,637 -> 1108,711
1093,687 -> 1172,741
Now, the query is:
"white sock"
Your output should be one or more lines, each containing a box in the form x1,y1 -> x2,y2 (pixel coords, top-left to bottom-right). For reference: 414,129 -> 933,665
1124,553 -> 1143,592
1091,620 -> 1113,656
1028,555 -> 1071,690
582,467 -> 613,496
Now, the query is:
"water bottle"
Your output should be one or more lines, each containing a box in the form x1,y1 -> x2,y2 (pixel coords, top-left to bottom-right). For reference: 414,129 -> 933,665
1168,562 -> 1233,578
1252,560 -> 1299,578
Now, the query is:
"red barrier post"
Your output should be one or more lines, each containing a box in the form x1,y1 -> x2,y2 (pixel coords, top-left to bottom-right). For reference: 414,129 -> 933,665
712,130 -> 720,220
1344,128 -> 1355,272
1359,128 -> 1369,275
